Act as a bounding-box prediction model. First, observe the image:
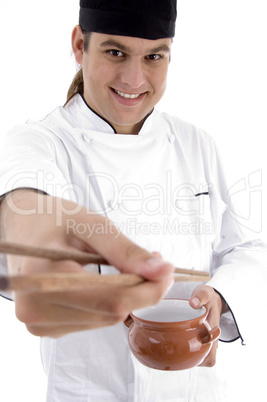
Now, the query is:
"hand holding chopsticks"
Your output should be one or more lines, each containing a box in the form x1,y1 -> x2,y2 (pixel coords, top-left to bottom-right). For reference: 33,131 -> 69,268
0,240 -> 210,292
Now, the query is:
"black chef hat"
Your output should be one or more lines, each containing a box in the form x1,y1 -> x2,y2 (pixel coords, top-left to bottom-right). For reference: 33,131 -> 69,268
79,0 -> 177,40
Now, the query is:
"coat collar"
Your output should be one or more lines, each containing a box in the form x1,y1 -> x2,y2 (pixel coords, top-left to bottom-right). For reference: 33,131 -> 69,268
65,94 -> 154,135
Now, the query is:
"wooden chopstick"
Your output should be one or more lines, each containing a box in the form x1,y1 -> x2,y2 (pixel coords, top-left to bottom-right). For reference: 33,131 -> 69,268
0,240 -> 107,265
0,241 -> 210,277
0,272 -> 210,292
0,272 -> 144,292
0,240 -> 210,291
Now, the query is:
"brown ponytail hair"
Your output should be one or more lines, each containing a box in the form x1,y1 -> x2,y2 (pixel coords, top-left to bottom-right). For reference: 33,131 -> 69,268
65,30 -> 91,105
65,68 -> 84,105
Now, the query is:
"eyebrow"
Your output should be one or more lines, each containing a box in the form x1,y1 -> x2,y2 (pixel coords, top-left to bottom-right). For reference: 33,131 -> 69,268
99,39 -> 171,54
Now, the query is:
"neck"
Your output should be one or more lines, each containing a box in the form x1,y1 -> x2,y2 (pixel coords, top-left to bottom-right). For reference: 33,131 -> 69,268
81,94 -> 153,135
112,121 -> 144,135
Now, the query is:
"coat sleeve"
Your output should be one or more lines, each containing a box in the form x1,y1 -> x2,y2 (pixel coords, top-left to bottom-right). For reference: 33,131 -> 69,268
0,123 -> 71,300
206,138 -> 267,344
0,123 -> 72,200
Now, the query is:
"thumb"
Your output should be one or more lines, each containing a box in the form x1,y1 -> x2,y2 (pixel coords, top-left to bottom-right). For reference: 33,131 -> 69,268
87,224 -> 174,282
135,256 -> 174,282
189,285 -> 213,309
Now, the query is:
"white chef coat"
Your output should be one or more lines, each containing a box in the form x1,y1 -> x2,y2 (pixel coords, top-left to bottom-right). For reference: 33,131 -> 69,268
0,94 -> 267,401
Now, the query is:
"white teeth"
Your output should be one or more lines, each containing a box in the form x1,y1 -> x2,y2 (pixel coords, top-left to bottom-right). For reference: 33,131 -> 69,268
115,90 -> 140,99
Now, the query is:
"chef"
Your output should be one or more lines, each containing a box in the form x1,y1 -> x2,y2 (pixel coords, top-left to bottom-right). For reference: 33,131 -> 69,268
0,0 -> 266,400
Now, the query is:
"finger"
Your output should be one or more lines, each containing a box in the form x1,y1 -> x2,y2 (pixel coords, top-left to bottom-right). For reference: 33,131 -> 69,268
189,285 -> 221,367
14,275 -> 170,336
17,277 -> 170,324
105,244 -> 174,283
69,213 -> 174,281
151,251 -> 163,260
26,321 -> 120,338
198,341 -> 218,367
189,285 -> 214,309
15,291 -> 127,338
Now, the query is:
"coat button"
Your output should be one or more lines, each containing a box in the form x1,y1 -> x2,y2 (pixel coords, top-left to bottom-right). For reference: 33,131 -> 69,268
107,200 -> 122,210
107,200 -> 117,210
83,134 -> 93,143
169,134 -> 175,143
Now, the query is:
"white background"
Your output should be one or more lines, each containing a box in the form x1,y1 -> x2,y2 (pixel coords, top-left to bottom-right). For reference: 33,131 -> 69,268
0,1 -> 266,401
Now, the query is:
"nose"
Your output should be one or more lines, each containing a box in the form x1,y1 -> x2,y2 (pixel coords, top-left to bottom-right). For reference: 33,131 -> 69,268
120,59 -> 146,89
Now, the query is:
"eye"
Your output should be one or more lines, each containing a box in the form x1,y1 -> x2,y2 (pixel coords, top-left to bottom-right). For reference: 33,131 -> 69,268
146,54 -> 163,61
108,49 -> 124,57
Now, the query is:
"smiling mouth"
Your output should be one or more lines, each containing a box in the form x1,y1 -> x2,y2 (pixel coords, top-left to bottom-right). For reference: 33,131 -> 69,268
113,89 -> 143,99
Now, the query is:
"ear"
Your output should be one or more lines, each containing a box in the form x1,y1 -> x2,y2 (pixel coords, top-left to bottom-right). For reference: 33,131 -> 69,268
72,25 -> 85,65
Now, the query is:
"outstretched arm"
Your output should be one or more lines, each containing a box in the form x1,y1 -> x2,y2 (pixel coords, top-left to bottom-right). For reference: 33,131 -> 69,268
0,189 -> 174,338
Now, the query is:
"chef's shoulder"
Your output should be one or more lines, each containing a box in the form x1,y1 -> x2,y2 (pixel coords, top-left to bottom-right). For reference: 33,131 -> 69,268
156,109 -> 213,147
1,99 -> 78,152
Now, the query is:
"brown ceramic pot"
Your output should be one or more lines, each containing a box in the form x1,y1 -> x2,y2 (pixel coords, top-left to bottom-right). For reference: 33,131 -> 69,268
127,299 -> 220,371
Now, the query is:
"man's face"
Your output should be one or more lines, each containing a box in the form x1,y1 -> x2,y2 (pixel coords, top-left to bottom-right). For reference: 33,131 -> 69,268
75,31 -> 171,134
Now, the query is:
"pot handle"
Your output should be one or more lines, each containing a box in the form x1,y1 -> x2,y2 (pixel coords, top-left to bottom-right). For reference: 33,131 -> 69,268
201,326 -> 221,345
124,315 -> 134,328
